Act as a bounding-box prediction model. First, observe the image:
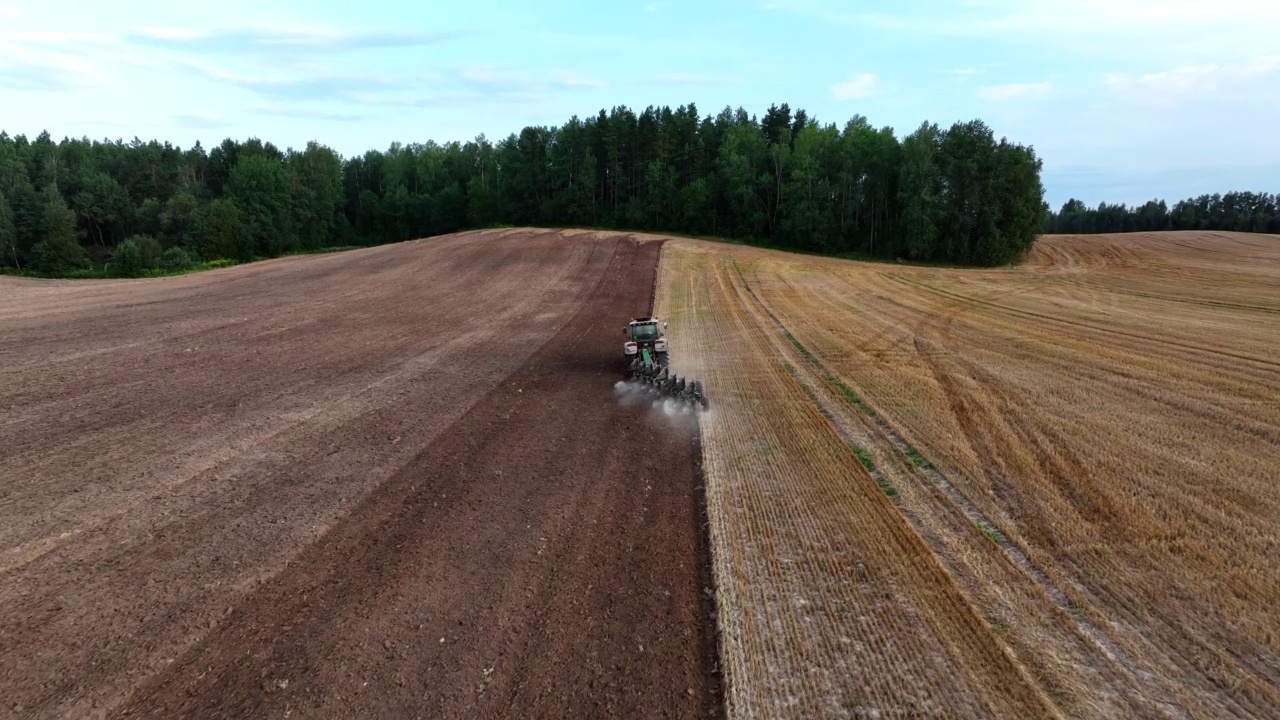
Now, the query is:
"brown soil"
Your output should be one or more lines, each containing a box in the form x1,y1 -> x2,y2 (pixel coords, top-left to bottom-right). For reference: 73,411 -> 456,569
0,230 -> 715,720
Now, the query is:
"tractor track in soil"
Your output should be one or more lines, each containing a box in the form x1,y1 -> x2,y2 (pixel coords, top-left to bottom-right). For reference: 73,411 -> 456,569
0,230 -> 718,720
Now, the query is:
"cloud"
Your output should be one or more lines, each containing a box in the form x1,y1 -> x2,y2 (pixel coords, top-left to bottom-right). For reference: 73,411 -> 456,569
212,63 -> 603,111
551,71 -> 607,90
977,81 -> 1052,101
831,73 -> 877,100
170,54 -> 595,110
0,42 -> 112,91
459,66 -> 540,93
367,91 -> 552,111
949,63 -> 1000,77
650,73 -> 743,86
1042,163 -> 1280,207
1104,56 -> 1280,105
127,26 -> 463,54
780,0 -> 1280,59
255,107 -> 370,122
174,58 -> 414,102
0,59 -> 76,91
360,66 -> 608,109
1024,0 -> 1280,32
5,32 -> 111,44
0,22 -> 487,111
851,0 -> 1280,36
134,27 -> 202,42
172,113 -> 228,130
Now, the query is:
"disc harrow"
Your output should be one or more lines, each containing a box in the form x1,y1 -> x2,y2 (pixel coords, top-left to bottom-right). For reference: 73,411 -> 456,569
627,357 -> 709,410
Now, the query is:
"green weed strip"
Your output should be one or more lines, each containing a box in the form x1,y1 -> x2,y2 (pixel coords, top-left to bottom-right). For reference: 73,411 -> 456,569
769,288 -> 898,500
778,358 -> 901,499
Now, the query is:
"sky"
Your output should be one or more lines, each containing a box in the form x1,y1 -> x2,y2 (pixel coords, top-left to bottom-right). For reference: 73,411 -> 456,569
1,0 -> 1277,208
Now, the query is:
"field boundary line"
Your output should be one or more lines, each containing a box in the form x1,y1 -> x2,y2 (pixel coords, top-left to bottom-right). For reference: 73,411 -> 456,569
655,241 -> 727,719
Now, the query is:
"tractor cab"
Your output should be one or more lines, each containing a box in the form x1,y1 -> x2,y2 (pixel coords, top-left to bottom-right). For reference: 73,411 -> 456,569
625,317 -> 665,341
623,316 -> 669,363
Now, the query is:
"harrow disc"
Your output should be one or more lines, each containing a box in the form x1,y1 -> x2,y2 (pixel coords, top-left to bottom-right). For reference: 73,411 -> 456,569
625,358 -> 709,410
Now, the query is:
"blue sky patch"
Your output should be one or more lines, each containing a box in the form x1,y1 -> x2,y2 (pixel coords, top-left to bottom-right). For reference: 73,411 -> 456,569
1,0 -> 1276,207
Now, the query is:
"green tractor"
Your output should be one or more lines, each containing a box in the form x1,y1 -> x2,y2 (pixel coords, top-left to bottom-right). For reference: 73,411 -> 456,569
623,316 -> 708,410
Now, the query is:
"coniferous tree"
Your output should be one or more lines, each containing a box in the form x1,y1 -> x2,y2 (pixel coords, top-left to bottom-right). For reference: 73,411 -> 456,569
31,187 -> 89,273
0,190 -> 18,268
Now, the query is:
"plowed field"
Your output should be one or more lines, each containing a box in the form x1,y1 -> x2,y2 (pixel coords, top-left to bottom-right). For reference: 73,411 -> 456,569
655,231 -> 1280,719
0,230 -> 715,719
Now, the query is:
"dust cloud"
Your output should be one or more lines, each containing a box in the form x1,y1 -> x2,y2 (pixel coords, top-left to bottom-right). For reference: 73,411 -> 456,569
613,380 -> 705,431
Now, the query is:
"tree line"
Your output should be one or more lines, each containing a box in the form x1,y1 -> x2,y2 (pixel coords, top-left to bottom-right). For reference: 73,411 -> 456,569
1043,192 -> 1280,234
1,103 -> 1048,276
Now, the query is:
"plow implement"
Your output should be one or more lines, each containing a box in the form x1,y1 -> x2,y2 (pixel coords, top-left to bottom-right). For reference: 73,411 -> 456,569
621,314 -> 709,410
627,350 -> 709,410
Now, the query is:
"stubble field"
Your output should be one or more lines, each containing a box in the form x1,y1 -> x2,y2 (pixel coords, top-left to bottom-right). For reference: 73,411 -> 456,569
655,230 -> 1279,718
